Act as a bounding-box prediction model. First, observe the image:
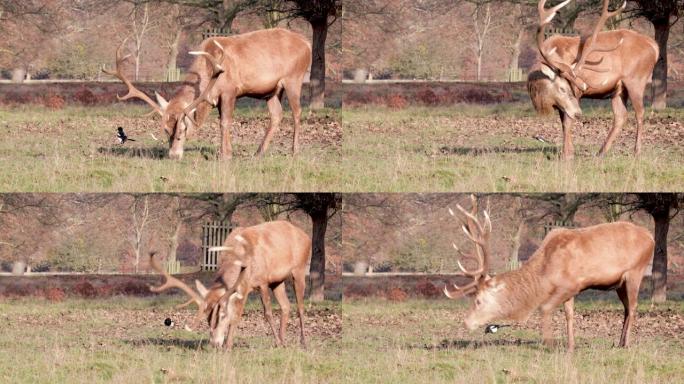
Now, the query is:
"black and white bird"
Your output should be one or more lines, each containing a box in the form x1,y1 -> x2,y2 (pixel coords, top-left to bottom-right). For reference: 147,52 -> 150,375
164,317 -> 175,327
533,135 -> 549,144
116,127 -> 136,144
484,324 -> 510,334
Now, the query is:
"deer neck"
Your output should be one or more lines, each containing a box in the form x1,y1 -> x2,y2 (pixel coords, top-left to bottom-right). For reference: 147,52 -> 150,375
493,261 -> 550,322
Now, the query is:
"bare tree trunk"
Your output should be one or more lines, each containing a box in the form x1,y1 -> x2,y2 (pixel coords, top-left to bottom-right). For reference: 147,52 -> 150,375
508,5 -> 524,77
651,211 -> 669,303
166,28 -> 182,73
309,19 -> 327,110
472,4 -> 493,82
651,21 -> 669,110
131,4 -> 153,81
309,209 -> 327,301
130,196 -> 151,273
510,198 -> 526,264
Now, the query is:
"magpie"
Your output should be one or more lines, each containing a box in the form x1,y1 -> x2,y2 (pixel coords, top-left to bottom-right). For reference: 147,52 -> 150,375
533,135 -> 549,144
116,127 -> 136,144
484,324 -> 510,334
164,317 -> 175,327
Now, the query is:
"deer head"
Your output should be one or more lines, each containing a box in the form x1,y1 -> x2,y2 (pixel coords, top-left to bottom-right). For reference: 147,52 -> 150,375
103,38 -> 225,160
442,195 -> 506,331
528,0 -> 626,119
148,253 -> 246,348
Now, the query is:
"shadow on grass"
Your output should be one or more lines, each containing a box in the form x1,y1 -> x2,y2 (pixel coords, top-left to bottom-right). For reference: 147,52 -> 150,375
417,338 -> 539,351
124,337 -> 207,350
125,337 -> 253,350
438,145 -> 559,157
97,145 -> 217,160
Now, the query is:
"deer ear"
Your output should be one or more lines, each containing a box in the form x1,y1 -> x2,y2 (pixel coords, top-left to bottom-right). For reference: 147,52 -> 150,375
155,92 -> 169,111
195,280 -> 209,298
540,64 -> 557,81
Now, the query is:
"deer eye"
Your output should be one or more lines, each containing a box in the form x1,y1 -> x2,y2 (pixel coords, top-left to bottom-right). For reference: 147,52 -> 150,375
475,299 -> 482,306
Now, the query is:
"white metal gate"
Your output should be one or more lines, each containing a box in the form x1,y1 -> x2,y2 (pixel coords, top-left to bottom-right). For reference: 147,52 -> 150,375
201,221 -> 234,271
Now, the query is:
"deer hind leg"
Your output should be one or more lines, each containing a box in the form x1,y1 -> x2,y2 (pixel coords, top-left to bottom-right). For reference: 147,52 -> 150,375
292,268 -> 308,348
256,87 -> 284,157
218,92 -> 236,160
272,282 -> 291,347
283,78 -> 304,155
558,109 -> 575,160
563,297 -> 575,353
616,273 -> 642,348
599,89 -> 628,156
259,285 -> 281,346
623,80 -> 647,156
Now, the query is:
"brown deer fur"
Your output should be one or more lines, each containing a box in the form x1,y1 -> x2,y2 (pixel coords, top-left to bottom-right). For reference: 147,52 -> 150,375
444,197 -> 654,352
528,1 -> 658,160
149,220 -> 311,350
106,28 -> 311,160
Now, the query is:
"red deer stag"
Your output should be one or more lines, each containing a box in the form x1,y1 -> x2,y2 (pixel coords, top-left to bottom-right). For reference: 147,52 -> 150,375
443,195 -> 654,351
528,0 -> 658,160
149,220 -> 312,349
104,28 -> 312,160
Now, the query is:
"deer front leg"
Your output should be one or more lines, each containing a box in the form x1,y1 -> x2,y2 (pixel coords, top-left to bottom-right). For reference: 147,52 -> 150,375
218,93 -> 236,160
559,109 -> 575,160
564,297 -> 575,353
224,297 -> 246,351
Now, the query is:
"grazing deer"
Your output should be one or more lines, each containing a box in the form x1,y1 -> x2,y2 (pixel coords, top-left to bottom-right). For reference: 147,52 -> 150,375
443,195 -> 654,352
149,220 -> 312,350
104,28 -> 312,160
527,0 -> 659,160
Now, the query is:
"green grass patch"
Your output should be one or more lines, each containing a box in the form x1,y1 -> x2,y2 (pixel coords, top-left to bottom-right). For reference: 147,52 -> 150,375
342,105 -> 684,192
0,297 -> 341,384
0,105 -> 341,192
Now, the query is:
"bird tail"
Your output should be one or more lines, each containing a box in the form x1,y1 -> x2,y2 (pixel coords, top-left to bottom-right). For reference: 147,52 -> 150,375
127,138 -> 136,142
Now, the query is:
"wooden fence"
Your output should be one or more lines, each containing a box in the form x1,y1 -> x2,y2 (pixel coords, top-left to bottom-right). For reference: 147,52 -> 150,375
202,28 -> 231,40
201,221 -> 234,271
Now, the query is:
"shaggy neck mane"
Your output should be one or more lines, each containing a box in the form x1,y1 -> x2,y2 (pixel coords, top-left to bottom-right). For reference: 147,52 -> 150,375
494,255 -> 551,321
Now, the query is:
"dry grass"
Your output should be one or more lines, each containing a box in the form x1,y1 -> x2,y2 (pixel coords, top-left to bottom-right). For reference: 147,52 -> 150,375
0,105 -> 341,192
341,299 -> 684,383
0,296 -> 342,383
341,105 -> 684,192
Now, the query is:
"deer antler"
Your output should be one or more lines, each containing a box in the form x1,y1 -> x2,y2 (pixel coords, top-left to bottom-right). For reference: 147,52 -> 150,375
444,195 -> 492,300
536,1 -> 578,82
102,38 -> 164,116
148,253 -> 206,309
182,40 -> 226,126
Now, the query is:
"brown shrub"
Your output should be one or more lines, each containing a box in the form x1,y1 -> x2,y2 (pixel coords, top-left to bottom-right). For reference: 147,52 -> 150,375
415,279 -> 441,298
343,283 -> 375,299
119,280 -> 152,296
44,287 -> 65,302
416,88 -> 439,105
387,287 -> 408,302
72,280 -> 97,297
73,87 -> 98,105
386,94 -> 408,109
44,94 -> 65,109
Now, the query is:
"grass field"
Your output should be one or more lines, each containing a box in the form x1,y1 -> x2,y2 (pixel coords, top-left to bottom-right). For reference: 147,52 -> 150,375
342,299 -> 684,384
0,296 -> 342,383
342,105 -> 684,192
0,105 -> 341,192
